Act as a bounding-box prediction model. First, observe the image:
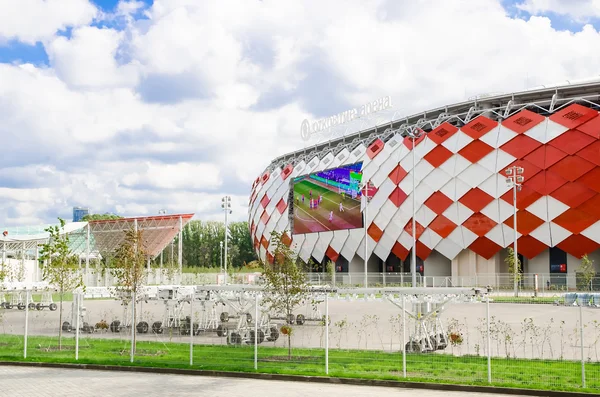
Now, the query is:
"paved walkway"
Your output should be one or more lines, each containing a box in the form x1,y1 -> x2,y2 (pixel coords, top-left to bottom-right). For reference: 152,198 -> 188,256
0,366 -> 521,397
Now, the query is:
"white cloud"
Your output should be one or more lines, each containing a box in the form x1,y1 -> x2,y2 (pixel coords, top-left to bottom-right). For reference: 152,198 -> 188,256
517,0 -> 600,22
0,0 -> 97,44
46,26 -> 140,89
3,0 -> 600,226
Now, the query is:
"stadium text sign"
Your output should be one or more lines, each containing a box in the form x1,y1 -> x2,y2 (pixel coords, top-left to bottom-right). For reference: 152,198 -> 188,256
300,96 -> 392,141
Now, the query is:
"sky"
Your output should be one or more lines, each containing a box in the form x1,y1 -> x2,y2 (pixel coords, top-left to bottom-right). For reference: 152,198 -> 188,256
1,0 -> 600,226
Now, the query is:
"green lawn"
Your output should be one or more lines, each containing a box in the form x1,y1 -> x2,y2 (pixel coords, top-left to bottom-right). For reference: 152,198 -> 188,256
490,296 -> 565,305
0,334 -> 597,393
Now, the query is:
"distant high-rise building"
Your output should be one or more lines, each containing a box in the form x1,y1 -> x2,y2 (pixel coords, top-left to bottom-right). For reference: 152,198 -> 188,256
73,207 -> 90,222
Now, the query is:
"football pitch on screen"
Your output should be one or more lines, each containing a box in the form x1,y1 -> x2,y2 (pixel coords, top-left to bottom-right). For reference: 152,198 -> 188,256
292,179 -> 363,234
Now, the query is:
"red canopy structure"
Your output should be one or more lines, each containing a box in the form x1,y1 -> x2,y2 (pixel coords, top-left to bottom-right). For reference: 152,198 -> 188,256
88,214 -> 194,258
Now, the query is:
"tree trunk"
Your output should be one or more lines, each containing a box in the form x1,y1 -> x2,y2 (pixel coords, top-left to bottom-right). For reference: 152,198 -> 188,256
58,292 -> 63,350
288,333 -> 291,360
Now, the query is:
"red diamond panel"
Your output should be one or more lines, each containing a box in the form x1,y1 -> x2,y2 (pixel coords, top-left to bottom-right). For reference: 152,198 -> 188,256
428,122 -> 459,145
578,194 -> 600,218
553,208 -> 597,234
428,215 -> 457,238
557,234 -> 600,259
500,135 -> 542,159
391,242 -> 410,260
502,210 -> 544,235
576,140 -> 600,166
503,159 -> 541,181
458,140 -> 494,163
469,237 -> 501,260
503,109 -> 545,134
462,115 -> 498,139
415,240 -> 433,260
254,236 -> 260,249
367,138 -> 385,159
260,194 -> 270,208
424,145 -> 453,167
551,181 -> 596,208
281,232 -> 292,247
524,145 -> 568,169
548,129 -> 596,155
548,156 -> 596,182
260,210 -> 270,225
389,187 -> 409,208
459,188 -> 494,212
404,219 -> 425,239
524,170 -> 568,195
389,165 -> 408,184
577,113 -> 600,139
260,236 -> 268,250
549,103 -> 598,129
463,213 -> 497,237
281,164 -> 293,180
266,251 -> 274,264
577,168 -> 600,193
424,191 -> 454,215
517,236 -> 548,259
325,245 -> 339,262
404,134 -> 426,149
368,223 -> 384,243
261,171 -> 270,184
276,198 -> 287,214
500,185 -> 542,210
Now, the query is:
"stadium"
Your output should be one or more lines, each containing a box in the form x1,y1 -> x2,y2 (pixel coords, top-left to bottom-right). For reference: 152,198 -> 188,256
248,80 -> 600,288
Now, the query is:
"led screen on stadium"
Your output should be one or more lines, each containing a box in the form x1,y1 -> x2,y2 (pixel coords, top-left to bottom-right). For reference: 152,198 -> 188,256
290,162 -> 364,234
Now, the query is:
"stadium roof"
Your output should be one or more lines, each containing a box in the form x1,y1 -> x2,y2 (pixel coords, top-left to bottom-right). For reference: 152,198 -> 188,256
267,77 -> 600,172
1,214 -> 194,258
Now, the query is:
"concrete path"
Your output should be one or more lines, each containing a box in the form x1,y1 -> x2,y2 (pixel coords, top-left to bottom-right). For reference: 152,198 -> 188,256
0,365 -> 523,397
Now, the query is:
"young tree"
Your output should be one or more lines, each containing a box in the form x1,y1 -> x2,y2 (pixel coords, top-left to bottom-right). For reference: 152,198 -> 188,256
39,218 -> 84,350
111,228 -> 147,354
578,254 -> 596,291
504,247 -> 522,297
261,231 -> 310,359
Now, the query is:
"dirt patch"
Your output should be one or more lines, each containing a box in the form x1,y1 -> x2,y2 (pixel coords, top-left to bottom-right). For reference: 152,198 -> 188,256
260,355 -> 320,363
116,349 -> 166,357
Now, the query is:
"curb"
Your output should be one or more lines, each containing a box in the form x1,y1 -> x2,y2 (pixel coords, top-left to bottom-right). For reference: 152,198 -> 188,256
0,361 -> 593,397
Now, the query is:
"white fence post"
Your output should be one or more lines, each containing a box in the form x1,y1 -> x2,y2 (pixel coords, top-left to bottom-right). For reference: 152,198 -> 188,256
24,290 -> 30,359
254,293 -> 258,370
130,294 -> 135,363
190,292 -> 194,366
402,294 -> 406,378
580,303 -> 586,388
75,292 -> 80,361
486,294 -> 491,383
325,292 -> 329,375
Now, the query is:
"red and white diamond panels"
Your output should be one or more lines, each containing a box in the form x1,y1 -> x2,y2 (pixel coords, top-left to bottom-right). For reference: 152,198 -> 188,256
249,104 -> 600,263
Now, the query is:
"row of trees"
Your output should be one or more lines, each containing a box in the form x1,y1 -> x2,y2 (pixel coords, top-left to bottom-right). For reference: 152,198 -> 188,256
172,220 -> 256,269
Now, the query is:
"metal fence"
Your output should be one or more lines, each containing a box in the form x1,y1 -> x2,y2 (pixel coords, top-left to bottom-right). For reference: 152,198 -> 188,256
307,272 -> 600,292
1,285 -> 599,393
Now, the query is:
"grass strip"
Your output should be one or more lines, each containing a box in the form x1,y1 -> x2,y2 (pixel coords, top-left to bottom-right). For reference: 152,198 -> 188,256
0,334 -> 597,393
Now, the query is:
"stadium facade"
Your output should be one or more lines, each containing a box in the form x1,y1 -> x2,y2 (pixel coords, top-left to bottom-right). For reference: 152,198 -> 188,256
248,81 -> 600,287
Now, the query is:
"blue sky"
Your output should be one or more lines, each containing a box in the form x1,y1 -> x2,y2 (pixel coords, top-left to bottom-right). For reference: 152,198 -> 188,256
2,0 -> 600,225
2,0 -> 597,69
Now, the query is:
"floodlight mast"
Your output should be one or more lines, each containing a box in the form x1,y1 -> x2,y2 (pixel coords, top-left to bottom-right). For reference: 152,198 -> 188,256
505,166 -> 524,297
408,127 -> 424,288
221,196 -> 232,284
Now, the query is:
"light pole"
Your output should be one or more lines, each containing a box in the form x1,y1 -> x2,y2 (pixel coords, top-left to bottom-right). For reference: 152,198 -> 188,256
361,181 -> 372,288
220,241 -> 224,272
505,166 -> 524,297
221,196 -> 232,284
158,209 -> 166,269
407,127 -> 424,288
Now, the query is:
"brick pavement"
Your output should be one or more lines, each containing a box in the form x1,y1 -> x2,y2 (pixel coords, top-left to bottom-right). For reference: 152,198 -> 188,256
0,366 -> 519,397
